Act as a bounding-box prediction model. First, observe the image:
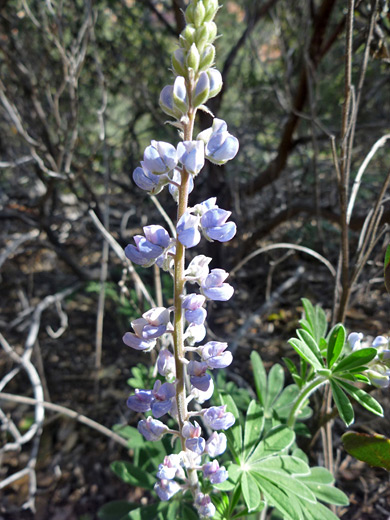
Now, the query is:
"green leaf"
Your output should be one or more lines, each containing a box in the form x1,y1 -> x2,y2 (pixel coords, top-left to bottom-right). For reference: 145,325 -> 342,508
384,244 -> 390,293
301,299 -> 316,335
98,501 -> 138,520
253,474 -> 302,520
242,471 -> 262,512
299,501 -> 340,520
297,329 -> 324,366
315,304 -> 328,342
266,364 -> 285,409
304,482 -> 349,505
336,379 -> 384,417
243,400 -> 265,460
180,504 -> 199,520
326,324 -> 346,368
298,466 -> 334,485
113,425 -> 145,448
273,385 -> 312,421
250,351 -> 267,406
220,393 -> 242,462
342,431 -> 390,470
110,461 -> 155,490
251,455 -> 310,476
289,338 -> 323,369
332,347 -> 377,373
329,381 -> 354,426
248,425 -> 295,462
252,469 -> 316,503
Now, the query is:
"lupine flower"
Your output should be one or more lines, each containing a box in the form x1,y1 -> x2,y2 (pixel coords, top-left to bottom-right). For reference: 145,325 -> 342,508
347,332 -> 364,351
198,118 -> 239,165
138,416 -> 168,441
133,166 -> 168,193
193,71 -> 210,107
177,140 -> 205,175
201,207 -> 236,242
185,323 -> 206,344
123,325 -> 156,352
205,431 -> 227,457
182,294 -> 207,325
366,365 -> 390,388
125,225 -> 171,267
151,380 -> 176,418
157,454 -> 184,480
185,255 -> 212,282
173,76 -> 189,114
157,349 -> 176,381
201,268 -> 234,301
194,197 -> 218,214
126,389 -> 153,413
203,405 -> 235,430
154,479 -> 182,501
177,211 -> 201,248
200,341 -> 232,369
202,460 -> 228,484
159,85 -> 182,119
142,140 -> 177,175
182,421 -> 206,454
192,377 -> 214,403
195,493 -> 216,518
188,360 -> 212,391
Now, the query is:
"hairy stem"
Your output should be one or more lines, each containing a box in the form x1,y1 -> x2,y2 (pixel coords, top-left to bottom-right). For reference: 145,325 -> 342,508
287,376 -> 327,429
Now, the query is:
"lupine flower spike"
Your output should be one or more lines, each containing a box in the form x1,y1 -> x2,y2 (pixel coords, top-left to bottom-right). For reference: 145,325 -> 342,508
123,0 -> 239,516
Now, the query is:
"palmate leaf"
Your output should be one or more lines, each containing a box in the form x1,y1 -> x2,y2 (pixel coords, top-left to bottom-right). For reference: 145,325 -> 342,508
332,347 -> 377,373
110,461 -> 155,490
335,379 -> 384,416
251,455 -> 310,476
241,471 -> 262,512
289,338 -> 323,369
296,329 -> 324,366
326,323 -> 345,368
329,380 -> 354,426
342,431 -> 390,470
250,351 -> 267,406
301,299 -> 327,343
243,400 -> 265,460
253,474 -> 303,520
266,364 -> 285,410
252,469 -> 316,503
248,425 -> 295,462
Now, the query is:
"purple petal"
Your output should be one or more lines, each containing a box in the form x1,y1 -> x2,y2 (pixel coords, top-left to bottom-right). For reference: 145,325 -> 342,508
122,332 -> 156,351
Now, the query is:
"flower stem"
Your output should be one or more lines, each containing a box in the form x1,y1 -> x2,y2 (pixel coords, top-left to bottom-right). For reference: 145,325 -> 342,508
286,376 -> 328,429
173,102 -> 199,492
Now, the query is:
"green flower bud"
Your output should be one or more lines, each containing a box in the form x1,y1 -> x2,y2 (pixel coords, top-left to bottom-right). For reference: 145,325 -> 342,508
194,25 -> 209,52
199,44 -> 215,71
193,1 -> 206,28
180,25 -> 196,50
172,48 -> 187,77
204,0 -> 219,22
204,21 -> 218,43
186,43 -> 200,72
185,4 -> 195,24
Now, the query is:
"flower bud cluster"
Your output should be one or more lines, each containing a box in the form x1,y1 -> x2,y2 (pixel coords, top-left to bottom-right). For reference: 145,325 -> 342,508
348,333 -> 390,387
123,1 -> 239,516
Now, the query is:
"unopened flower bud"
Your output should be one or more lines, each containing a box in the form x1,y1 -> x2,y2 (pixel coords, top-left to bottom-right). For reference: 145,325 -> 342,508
204,0 -> 219,22
193,1 -> 206,27
180,25 -> 196,49
194,25 -> 210,52
185,4 -> 195,24
157,349 -> 176,381
143,141 -> 177,175
199,44 -> 215,71
172,48 -> 187,77
207,68 -> 223,98
138,416 -> 168,441
177,211 -> 201,248
195,493 -> 216,518
205,432 -> 227,457
177,140 -> 205,175
159,85 -> 182,119
186,43 -> 200,72
204,21 -> 217,43
192,71 -> 210,107
173,76 -> 189,113
154,479 -> 181,501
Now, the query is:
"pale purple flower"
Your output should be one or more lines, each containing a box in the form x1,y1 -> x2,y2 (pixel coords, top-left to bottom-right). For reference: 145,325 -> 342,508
125,225 -> 171,267
133,166 -> 167,193
188,360 -> 211,391
168,169 -> 194,202
192,377 -> 214,404
173,76 -> 188,113
348,332 -> 364,351
373,336 -> 389,349
154,479 -> 181,501
194,197 -> 218,215
195,493 -> 216,518
193,71 -> 210,107
185,255 -> 212,282
177,140 -> 205,175
200,341 -> 233,369
205,432 -> 227,457
366,366 -> 390,388
202,460 -> 228,484
151,380 -> 176,418
157,349 -> 176,380
203,405 -> 235,430
177,211 -> 201,248
142,140 -> 177,175
201,207 -> 236,242
138,416 -> 168,441
185,323 -> 207,345
198,118 -> 239,165
159,85 -> 181,119
157,454 -> 184,480
183,294 -> 207,325
122,331 -> 156,351
201,268 -> 234,301
127,389 -> 153,413
182,420 -> 205,454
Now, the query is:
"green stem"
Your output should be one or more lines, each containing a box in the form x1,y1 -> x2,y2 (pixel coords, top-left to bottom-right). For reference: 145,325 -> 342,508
173,101 -> 199,492
287,376 -> 328,428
